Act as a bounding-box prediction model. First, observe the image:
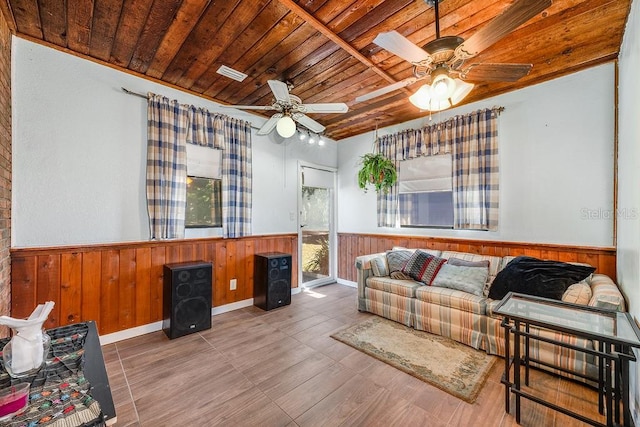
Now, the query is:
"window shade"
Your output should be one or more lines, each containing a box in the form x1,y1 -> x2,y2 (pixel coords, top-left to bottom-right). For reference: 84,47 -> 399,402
186,143 -> 222,179
302,166 -> 334,189
398,154 -> 452,193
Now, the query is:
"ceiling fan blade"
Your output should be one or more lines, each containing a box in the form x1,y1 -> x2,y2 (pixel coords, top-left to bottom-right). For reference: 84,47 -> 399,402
373,31 -> 431,64
355,77 -> 421,103
257,113 -> 282,135
454,0 -> 551,60
292,113 -> 325,133
267,80 -> 291,104
300,103 -> 348,114
221,105 -> 276,111
461,63 -> 533,82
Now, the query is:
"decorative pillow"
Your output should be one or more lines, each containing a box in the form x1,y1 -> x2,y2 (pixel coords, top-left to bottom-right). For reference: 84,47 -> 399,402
432,264 -> 489,296
386,250 -> 413,273
488,256 -> 596,301
562,282 -> 592,305
447,257 -> 490,269
390,271 -> 414,280
401,249 -> 447,285
370,256 -> 389,277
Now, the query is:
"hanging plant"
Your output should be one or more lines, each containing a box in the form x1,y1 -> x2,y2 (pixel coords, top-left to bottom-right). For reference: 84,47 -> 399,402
357,152 -> 397,194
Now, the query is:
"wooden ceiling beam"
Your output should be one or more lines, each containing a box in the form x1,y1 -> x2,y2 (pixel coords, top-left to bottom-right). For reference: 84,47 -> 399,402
276,0 -> 405,89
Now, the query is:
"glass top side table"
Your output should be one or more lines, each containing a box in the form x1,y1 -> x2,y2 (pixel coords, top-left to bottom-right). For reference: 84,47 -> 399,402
494,292 -> 640,427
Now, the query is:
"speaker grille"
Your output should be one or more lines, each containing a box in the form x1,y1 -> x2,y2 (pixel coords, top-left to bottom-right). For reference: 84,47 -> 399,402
254,253 -> 292,311
163,261 -> 212,339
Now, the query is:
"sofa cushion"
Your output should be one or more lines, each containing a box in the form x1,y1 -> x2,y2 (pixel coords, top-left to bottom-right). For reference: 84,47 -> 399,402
415,286 -> 487,315
370,256 -> 389,277
440,251 -> 503,278
366,276 -> 422,298
386,249 -> 413,273
488,256 -> 595,301
401,250 -> 447,285
432,264 -> 489,296
589,274 -> 626,311
562,283 -> 592,305
447,257 -> 490,268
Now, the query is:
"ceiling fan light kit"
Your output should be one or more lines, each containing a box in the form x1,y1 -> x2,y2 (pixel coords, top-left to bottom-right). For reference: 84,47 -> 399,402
362,0 -> 551,113
276,115 -> 296,138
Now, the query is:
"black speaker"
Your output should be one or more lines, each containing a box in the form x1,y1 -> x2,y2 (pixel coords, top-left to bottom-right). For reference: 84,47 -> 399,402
254,253 -> 292,311
163,261 -> 212,339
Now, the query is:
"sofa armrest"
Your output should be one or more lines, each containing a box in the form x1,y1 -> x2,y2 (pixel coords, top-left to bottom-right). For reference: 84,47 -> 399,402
354,253 -> 385,307
589,274 -> 626,312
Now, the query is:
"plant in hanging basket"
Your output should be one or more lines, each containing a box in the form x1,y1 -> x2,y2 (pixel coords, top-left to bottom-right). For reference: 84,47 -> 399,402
357,153 -> 397,193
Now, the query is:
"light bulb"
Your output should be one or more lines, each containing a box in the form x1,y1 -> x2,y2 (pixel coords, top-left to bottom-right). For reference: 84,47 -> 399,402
308,135 -> 316,144
318,136 -> 325,146
276,116 -> 296,138
299,132 -> 307,141
431,74 -> 455,100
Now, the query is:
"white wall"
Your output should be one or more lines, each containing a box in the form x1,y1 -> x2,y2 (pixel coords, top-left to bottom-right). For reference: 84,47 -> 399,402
12,38 -> 337,247
617,0 -> 640,422
338,64 -> 616,247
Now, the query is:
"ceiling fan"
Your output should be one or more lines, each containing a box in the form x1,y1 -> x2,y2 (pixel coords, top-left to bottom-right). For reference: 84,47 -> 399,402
223,80 -> 348,138
356,0 -> 552,111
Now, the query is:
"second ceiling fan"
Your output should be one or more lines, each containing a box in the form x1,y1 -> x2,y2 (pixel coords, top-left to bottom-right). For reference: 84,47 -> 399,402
357,0 -> 552,111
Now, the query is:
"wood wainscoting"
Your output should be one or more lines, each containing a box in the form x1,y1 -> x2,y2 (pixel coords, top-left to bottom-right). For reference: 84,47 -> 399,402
11,234 -> 297,335
338,233 -> 617,283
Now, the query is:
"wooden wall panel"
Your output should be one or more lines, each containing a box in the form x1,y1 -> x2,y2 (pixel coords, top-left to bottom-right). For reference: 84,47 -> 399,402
11,234 -> 298,335
338,233 -> 617,283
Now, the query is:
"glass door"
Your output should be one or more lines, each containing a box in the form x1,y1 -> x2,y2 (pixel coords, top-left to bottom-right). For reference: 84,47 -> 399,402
299,165 -> 335,287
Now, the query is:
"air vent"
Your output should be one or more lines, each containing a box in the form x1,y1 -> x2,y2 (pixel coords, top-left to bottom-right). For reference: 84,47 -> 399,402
216,65 -> 248,82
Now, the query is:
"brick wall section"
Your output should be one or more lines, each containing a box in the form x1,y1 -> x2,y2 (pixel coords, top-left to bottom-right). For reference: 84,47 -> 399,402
0,12 -> 11,337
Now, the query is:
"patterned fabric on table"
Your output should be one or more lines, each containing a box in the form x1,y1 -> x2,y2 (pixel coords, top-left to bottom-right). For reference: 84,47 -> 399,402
589,274 -> 626,311
367,276 -> 421,298
401,250 -> 447,285
415,286 -> 487,315
146,94 -> 188,239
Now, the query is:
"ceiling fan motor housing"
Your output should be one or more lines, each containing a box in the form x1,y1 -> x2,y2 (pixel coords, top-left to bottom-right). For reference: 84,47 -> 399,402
424,36 -> 464,64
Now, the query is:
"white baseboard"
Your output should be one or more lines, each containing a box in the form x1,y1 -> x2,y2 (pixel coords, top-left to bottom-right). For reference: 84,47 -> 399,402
99,290 -> 304,345
337,278 -> 357,288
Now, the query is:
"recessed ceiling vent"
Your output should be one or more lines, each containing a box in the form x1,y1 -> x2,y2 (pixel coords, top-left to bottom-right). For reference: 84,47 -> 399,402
216,65 -> 248,82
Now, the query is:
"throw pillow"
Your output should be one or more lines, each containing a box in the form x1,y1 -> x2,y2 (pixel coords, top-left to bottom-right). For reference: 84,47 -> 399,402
370,256 -> 389,277
562,282 -> 592,305
432,264 -> 489,296
401,249 -> 447,285
447,257 -> 490,269
390,271 -> 414,280
386,250 -> 413,273
488,256 -> 596,301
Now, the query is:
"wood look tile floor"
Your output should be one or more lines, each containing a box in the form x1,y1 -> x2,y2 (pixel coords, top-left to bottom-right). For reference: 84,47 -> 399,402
102,284 -> 604,427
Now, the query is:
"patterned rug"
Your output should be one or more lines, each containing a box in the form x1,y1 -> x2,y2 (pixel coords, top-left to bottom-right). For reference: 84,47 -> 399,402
331,317 -> 496,403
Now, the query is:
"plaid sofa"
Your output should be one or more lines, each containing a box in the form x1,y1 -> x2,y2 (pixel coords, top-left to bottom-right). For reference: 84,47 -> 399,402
355,250 -> 626,383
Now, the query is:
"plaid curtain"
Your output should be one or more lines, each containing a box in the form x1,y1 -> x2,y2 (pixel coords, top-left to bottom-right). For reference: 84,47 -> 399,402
146,94 -> 188,239
147,96 -> 252,239
222,118 -> 252,238
375,107 -> 499,230
451,109 -> 499,230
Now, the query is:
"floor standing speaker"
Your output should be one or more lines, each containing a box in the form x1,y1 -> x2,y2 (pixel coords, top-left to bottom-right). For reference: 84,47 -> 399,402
163,261 -> 212,339
254,252 -> 292,311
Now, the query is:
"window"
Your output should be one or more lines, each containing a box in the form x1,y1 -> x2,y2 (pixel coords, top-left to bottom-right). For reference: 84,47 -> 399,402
398,154 -> 454,228
185,143 -> 223,228
186,176 -> 222,227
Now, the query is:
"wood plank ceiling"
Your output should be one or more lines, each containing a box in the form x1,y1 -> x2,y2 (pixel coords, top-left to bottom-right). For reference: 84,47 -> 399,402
1,0 -> 632,140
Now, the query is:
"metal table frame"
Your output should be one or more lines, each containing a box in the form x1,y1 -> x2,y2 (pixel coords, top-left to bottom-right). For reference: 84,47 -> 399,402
494,292 -> 640,427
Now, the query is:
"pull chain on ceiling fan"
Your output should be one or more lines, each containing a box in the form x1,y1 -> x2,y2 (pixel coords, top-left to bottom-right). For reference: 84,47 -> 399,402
358,0 -> 552,112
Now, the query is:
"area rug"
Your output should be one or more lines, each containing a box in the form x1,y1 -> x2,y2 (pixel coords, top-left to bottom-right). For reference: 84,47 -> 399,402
331,317 -> 496,403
